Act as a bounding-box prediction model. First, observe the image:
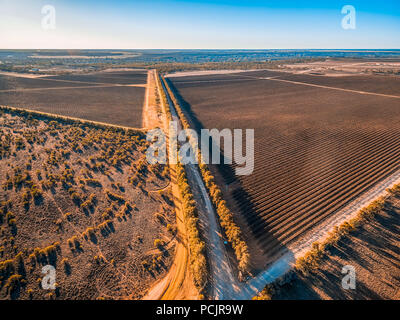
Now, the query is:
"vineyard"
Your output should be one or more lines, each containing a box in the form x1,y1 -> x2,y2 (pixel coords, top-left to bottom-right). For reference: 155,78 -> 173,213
167,70 -> 400,266
0,70 -> 148,128
45,71 -> 148,85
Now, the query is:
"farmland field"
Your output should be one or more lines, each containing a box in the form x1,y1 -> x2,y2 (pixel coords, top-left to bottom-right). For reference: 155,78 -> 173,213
0,70 -> 147,128
45,71 -> 148,85
167,71 -> 400,268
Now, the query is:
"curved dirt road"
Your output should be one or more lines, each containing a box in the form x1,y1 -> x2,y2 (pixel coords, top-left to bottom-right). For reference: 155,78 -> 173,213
143,72 -> 197,300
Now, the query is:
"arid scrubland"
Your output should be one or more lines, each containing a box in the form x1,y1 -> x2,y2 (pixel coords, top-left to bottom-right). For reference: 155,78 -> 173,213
0,107 -> 176,299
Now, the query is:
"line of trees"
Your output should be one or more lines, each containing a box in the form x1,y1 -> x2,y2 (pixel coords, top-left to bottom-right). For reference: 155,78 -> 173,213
176,161 -> 208,291
156,72 -> 208,293
116,57 -> 326,74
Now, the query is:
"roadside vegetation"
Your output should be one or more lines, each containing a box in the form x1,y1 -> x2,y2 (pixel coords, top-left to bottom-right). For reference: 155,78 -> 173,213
175,162 -> 208,291
156,71 -> 208,293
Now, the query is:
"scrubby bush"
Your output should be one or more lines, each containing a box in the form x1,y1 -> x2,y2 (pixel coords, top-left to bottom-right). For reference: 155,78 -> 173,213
67,236 -> 81,251
30,184 -> 43,203
64,212 -> 72,221
61,258 -> 71,274
15,252 -> 24,272
387,184 -> 400,196
15,137 -> 25,150
0,259 -> 14,280
83,227 -> 96,240
175,162 -> 208,290
5,274 -> 24,293
253,284 -> 274,300
105,189 -> 125,203
81,193 -> 96,210
70,192 -> 82,205
97,220 -> 113,236
84,178 -> 102,187
94,255 -> 105,264
153,239 -> 164,248
166,224 -> 176,235
155,212 -> 165,224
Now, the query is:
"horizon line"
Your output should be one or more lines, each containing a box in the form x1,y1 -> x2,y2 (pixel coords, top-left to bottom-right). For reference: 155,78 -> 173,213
1,48 -> 400,51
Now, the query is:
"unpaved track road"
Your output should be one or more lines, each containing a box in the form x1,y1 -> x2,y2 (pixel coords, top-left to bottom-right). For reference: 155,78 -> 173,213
144,72 -> 197,300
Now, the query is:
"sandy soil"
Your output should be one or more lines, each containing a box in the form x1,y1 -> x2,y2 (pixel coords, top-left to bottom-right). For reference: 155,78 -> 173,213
0,109 -> 176,300
142,70 -> 163,129
143,165 -> 198,300
0,72 -> 50,78
278,59 -> 400,77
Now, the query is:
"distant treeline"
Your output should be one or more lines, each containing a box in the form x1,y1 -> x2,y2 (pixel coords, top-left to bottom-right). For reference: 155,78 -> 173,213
130,58 -> 325,74
0,57 -> 325,75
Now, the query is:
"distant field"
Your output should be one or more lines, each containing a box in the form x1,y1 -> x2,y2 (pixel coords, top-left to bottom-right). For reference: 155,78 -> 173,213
0,70 -> 147,128
0,76 -> 100,90
167,71 -> 400,266
268,71 -> 400,96
45,71 -> 148,85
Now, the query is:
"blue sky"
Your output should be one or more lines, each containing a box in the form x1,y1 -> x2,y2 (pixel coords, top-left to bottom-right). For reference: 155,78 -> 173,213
0,0 -> 399,49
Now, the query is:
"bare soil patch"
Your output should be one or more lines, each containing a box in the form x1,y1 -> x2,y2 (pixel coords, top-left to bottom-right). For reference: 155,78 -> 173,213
0,72 -> 50,79
278,59 -> 400,76
142,70 -> 164,130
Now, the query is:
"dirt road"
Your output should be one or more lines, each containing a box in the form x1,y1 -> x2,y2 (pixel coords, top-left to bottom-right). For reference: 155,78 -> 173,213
143,72 -> 198,300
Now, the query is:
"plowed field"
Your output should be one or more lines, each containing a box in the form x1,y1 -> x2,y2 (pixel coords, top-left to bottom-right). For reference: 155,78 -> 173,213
0,70 -> 147,128
167,71 -> 400,263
